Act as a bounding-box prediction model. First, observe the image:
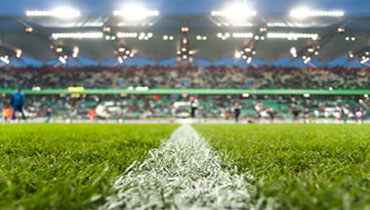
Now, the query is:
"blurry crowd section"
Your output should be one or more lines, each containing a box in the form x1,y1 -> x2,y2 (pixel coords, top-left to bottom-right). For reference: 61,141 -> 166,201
1,94 -> 368,121
0,66 -> 369,90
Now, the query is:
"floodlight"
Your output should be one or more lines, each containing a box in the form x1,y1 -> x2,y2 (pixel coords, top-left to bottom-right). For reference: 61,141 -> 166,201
303,57 -> 311,64
0,56 -> 10,64
211,2 -> 256,20
246,57 -> 252,64
290,7 -> 344,19
56,47 -> 63,53
232,32 -> 253,38
116,32 -> 138,38
117,56 -> 123,64
72,46 -> 79,58
360,57 -> 369,64
26,8 -> 81,19
58,56 -> 67,64
267,32 -> 319,40
15,49 -> 22,58
51,32 -> 103,40
113,4 -> 159,20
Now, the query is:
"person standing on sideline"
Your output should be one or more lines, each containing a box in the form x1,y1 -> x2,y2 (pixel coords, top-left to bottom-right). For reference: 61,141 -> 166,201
11,88 -> 26,120
45,107 -> 52,123
233,102 -> 242,122
190,96 -> 199,118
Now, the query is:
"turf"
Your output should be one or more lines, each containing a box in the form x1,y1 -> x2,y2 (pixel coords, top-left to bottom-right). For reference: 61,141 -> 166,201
194,124 -> 370,210
0,124 -> 178,210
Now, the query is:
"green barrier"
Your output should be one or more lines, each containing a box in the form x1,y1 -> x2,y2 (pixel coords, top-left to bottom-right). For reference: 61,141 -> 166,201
0,89 -> 369,95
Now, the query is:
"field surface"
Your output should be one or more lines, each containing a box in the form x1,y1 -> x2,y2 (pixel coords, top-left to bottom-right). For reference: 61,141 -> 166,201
0,124 -> 178,209
1,123 -> 369,210
194,124 -> 370,210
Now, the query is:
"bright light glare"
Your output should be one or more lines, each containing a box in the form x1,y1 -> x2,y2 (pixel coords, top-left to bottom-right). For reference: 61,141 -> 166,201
72,46 -> 79,58
267,32 -> 319,40
303,57 -> 311,64
58,56 -> 67,64
51,32 -> 103,40
0,56 -> 10,64
116,32 -> 138,38
290,7 -> 344,19
246,56 -> 253,64
114,5 -> 159,20
15,49 -> 22,58
290,47 -> 297,57
360,57 -> 369,64
211,3 -> 256,20
232,32 -> 254,38
26,8 -> 81,18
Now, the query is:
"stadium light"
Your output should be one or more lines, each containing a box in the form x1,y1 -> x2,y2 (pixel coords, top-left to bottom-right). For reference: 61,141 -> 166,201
113,4 -> 159,20
0,55 -> 10,64
290,47 -> 297,58
360,57 -> 369,64
137,32 -> 153,40
25,27 -> 33,33
290,7 -> 344,19
58,56 -> 67,64
15,49 -> 22,58
116,32 -> 138,38
211,2 -> 257,20
51,32 -> 103,40
117,56 -> 124,64
232,32 -> 253,39
303,56 -> 311,64
246,56 -> 253,64
72,47 -> 79,58
217,32 -> 232,40
26,8 -> 81,18
267,32 -> 319,40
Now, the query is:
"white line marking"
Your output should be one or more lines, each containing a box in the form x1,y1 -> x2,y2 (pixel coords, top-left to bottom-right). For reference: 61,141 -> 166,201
101,124 -> 254,209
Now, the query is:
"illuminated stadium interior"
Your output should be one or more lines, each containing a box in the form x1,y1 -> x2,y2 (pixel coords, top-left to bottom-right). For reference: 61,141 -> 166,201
1,2 -> 370,210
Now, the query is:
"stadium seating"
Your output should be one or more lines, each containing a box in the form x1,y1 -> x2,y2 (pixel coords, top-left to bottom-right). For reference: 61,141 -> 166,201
1,66 -> 369,90
1,94 -> 368,120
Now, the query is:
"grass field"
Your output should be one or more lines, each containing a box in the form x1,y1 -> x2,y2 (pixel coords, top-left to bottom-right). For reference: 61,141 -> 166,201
194,124 -> 370,210
1,123 -> 369,210
0,124 -> 178,209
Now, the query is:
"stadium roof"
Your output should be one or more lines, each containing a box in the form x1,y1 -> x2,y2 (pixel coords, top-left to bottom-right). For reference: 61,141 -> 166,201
1,14 -> 370,66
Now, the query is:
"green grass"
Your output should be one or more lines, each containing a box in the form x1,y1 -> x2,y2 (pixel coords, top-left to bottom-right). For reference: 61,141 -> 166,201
0,124 -> 178,210
194,124 -> 370,210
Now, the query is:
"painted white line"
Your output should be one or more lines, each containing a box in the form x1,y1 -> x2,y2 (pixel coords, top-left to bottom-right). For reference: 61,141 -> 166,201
101,124 -> 254,209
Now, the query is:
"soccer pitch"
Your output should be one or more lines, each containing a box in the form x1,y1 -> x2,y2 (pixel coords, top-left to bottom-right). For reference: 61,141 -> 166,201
0,124 -> 369,209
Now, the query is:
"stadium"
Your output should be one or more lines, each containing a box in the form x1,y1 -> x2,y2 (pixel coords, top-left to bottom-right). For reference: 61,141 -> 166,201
0,1 -> 369,209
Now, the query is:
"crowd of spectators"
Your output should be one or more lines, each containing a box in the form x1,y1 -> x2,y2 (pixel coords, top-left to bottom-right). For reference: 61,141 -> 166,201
1,94 -> 368,121
0,66 -> 369,90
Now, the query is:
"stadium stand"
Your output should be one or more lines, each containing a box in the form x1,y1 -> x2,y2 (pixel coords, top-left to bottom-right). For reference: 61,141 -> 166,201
1,66 -> 369,90
1,94 -> 368,121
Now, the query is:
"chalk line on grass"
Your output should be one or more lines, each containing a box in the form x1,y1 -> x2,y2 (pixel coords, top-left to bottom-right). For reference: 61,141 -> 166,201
101,124 -> 254,209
